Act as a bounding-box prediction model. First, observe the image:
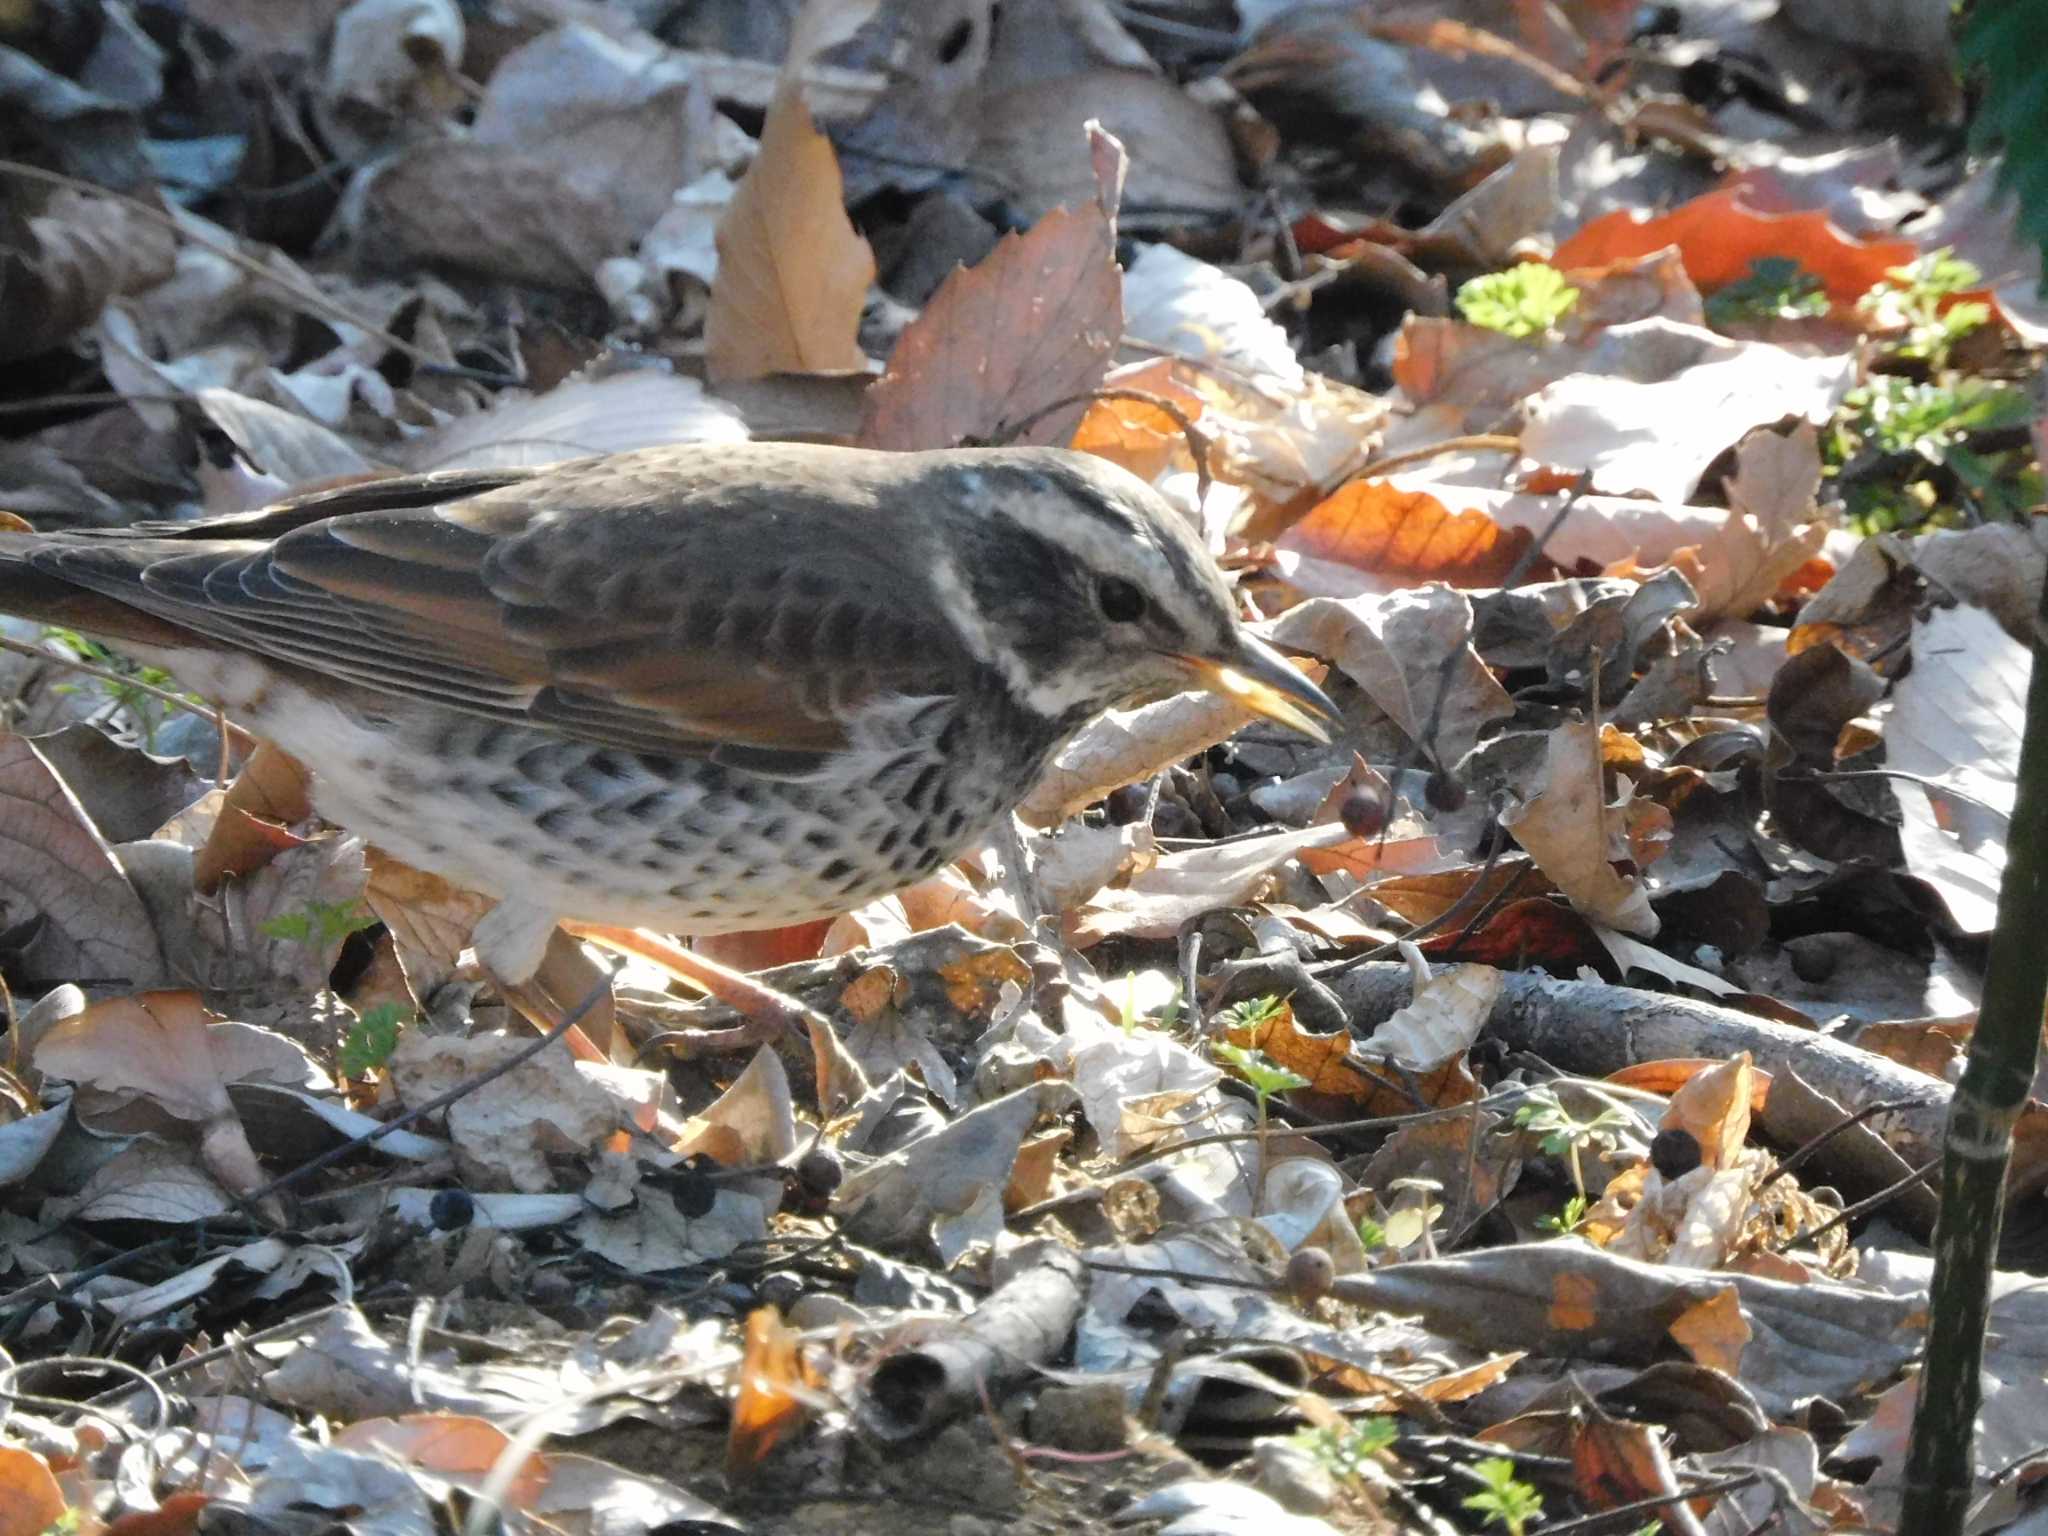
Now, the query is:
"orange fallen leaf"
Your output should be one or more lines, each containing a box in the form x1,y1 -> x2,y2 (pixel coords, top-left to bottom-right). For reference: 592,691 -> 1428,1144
726,1307 -> 820,1482
0,1445 -> 66,1536
1278,478 -> 1536,587
194,740 -> 313,892
1668,1286 -> 1750,1377
1554,187 -> 1916,310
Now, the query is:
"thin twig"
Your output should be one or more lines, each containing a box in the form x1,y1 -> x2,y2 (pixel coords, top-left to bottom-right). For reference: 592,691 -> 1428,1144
1790,1154 -> 1942,1248
1344,433 -> 1523,482
238,977 -> 611,1211
0,632 -> 259,748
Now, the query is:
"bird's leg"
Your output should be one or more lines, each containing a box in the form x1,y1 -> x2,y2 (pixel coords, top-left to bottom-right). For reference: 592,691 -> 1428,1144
472,898 -> 616,1062
560,923 -> 836,1052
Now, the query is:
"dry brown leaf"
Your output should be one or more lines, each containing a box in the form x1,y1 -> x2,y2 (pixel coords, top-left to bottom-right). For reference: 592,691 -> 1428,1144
1881,602 -> 2023,934
1368,858 -> 1544,924
0,730 -> 168,988
860,128 -> 1124,449
1499,721 -> 1658,936
1710,423 -> 1832,619
29,991 -> 296,1208
1,189 -> 179,365
1663,1053 -> 1759,1171
1068,359 -> 1204,482
705,69 -> 874,381
973,68 -> 1239,224
1266,585 -> 1515,767
1519,340 -> 1852,506
1667,1288 -> 1752,1378
1227,1000 -> 1377,1099
194,741 -> 313,893
333,1415 -> 548,1507
1354,963 -> 1503,1072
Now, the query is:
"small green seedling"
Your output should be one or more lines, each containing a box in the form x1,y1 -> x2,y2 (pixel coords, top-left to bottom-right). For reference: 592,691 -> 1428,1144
1704,256 -> 1829,327
1213,1039 -> 1310,1213
1513,1087 -> 1634,1201
1457,264 -> 1580,339
260,899 -> 381,949
1536,1191 -> 1590,1235
1290,1417 -> 1398,1484
1463,1456 -> 1544,1536
1213,1040 -> 1310,1115
338,1002 -> 410,1078
1857,247 -> 1992,368
41,625 -> 204,753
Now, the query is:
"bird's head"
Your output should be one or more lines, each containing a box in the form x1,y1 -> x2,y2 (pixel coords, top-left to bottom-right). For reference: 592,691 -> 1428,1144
929,448 -> 1338,741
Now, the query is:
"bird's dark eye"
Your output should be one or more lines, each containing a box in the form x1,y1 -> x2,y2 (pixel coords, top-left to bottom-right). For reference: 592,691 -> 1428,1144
1096,577 -> 1146,623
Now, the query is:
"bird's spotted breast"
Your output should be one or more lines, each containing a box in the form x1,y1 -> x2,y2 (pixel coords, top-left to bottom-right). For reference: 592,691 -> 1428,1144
250,676 -> 1062,935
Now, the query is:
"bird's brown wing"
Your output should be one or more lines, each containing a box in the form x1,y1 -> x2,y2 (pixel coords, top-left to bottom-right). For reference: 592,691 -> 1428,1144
21,450 -> 975,774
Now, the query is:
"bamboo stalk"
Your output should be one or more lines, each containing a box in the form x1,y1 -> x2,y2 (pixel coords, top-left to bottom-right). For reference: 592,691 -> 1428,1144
1900,568 -> 2048,1531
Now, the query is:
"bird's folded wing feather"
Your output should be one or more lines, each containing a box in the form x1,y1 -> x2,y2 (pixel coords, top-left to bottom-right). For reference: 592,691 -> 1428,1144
22,461 -> 972,772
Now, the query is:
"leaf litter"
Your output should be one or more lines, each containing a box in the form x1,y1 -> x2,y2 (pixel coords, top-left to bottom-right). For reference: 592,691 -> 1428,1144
0,0 -> 2040,1533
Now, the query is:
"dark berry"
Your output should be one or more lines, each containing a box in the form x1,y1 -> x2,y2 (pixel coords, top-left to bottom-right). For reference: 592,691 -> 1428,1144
1105,783 -> 1150,825
672,1167 -> 718,1217
1788,937 -> 1837,983
1649,1127 -> 1703,1180
1424,770 -> 1468,813
796,1147 -> 844,1198
756,1271 -> 804,1311
1340,788 -> 1388,838
429,1189 -> 474,1230
1285,1246 -> 1335,1302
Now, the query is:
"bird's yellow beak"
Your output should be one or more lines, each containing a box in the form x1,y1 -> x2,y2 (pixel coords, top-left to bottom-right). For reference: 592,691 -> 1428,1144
1174,634 -> 1338,743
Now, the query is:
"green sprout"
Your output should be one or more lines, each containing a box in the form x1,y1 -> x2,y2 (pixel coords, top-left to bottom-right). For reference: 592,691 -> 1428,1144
1536,1192 -> 1590,1236
338,1002 -> 410,1078
1704,257 -> 1830,327
1290,1417 -> 1398,1483
1513,1087 -> 1634,1202
40,626 -> 205,753
1463,1456 -> 1545,1536
1214,1038 -> 1310,1214
1828,376 -> 2040,531
260,899 -> 380,949
1213,1040 -> 1310,1113
1457,264 -> 1580,339
1856,247 -> 1992,367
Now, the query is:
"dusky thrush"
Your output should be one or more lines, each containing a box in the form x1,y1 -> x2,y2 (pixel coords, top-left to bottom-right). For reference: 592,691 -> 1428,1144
0,443 -> 1336,982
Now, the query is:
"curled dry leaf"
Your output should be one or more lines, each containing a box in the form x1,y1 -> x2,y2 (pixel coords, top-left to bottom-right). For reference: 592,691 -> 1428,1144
1275,478 -> 1537,595
861,127 -> 1126,450
30,990 -> 311,1207
1016,672 -> 1324,828
1266,584 -> 1515,766
1500,720 -> 1658,937
1069,823 -> 1377,944
0,730 -> 168,988
705,11 -> 877,382
1354,962 -> 1505,1072
194,740 -> 314,892
1881,602 -> 2025,933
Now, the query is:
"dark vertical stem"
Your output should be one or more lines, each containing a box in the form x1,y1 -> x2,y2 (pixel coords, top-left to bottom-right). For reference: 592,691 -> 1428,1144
1901,575 -> 2048,1532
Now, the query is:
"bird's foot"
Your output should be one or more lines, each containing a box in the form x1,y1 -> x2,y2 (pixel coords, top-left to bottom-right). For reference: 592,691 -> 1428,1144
561,923 -> 832,1056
